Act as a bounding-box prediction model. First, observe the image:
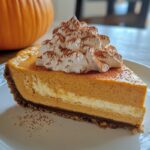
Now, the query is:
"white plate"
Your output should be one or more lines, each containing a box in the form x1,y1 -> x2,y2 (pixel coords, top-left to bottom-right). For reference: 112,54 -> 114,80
0,60 -> 150,150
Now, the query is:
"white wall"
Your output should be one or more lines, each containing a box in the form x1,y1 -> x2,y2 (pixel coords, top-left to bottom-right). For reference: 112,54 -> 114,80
52,0 -> 106,21
52,0 -> 76,21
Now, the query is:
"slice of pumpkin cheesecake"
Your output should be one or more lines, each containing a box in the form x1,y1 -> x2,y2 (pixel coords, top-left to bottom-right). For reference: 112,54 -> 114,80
5,17 -> 147,131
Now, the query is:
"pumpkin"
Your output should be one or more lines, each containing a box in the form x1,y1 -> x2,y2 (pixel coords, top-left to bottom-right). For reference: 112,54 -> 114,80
0,0 -> 54,50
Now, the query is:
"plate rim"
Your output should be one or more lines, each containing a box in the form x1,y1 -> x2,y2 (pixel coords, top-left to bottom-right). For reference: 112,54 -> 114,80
124,59 -> 150,70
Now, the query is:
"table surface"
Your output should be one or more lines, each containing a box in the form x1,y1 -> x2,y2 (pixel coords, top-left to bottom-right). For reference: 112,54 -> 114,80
0,24 -> 150,66
96,25 -> 150,67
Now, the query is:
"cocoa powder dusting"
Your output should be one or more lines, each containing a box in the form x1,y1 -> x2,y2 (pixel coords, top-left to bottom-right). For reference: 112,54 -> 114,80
14,108 -> 54,137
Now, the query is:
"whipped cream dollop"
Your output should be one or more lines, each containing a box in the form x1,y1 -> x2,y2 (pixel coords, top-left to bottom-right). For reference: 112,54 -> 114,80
36,16 -> 123,73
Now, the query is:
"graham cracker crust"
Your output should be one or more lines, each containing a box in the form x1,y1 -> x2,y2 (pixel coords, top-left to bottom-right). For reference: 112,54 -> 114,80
4,64 -> 141,133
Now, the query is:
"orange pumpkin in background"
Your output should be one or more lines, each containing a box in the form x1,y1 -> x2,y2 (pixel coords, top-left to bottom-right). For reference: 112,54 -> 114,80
0,0 -> 54,50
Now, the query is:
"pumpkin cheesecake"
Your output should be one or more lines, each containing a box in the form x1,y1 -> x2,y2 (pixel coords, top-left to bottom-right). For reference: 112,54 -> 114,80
5,17 -> 147,131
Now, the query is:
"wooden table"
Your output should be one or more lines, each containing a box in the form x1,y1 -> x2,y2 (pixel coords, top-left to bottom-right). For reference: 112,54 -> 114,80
0,24 -> 150,66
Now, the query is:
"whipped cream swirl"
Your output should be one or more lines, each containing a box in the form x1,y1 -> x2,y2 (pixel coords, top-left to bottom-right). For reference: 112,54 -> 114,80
36,16 -> 123,73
